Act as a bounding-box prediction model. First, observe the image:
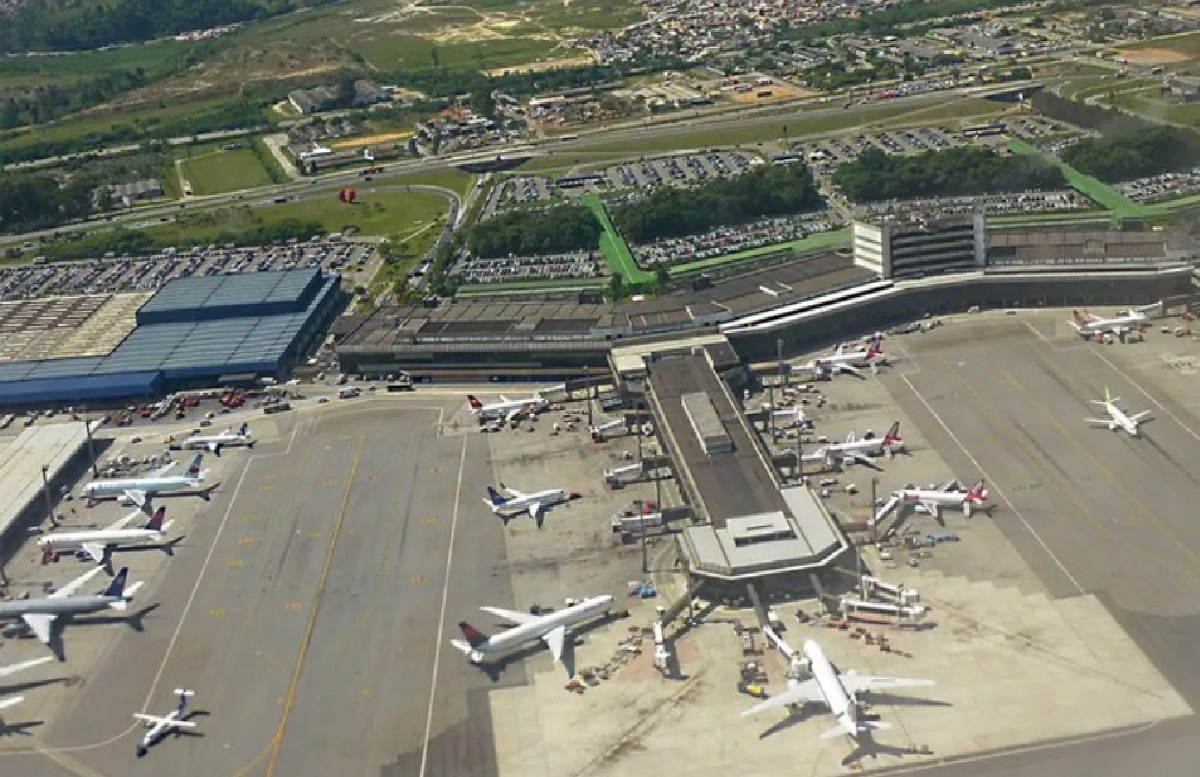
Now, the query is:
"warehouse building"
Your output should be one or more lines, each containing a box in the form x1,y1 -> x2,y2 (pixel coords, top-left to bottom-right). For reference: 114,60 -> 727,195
0,268 -> 344,407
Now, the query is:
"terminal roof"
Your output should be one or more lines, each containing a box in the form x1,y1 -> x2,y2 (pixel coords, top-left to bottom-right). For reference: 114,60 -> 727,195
0,425 -> 90,539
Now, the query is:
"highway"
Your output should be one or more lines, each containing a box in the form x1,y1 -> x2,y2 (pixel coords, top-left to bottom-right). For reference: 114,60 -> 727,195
0,80 -> 1042,249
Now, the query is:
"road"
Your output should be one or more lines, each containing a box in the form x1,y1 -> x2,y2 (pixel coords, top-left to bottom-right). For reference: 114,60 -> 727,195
0,80 -> 1041,248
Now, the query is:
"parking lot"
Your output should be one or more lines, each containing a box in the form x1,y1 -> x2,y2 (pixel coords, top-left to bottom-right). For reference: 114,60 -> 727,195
480,152 -> 759,221
632,210 -> 841,265
0,241 -> 372,301
1116,168 -> 1200,204
853,190 -> 1089,217
795,118 -> 1071,177
454,250 -> 604,285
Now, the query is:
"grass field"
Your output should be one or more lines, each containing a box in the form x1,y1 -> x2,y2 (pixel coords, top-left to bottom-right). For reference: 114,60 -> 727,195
580,193 -> 654,285
352,35 -> 578,72
1106,89 -> 1200,127
1005,139 -> 1162,219
668,228 -> 851,277
179,148 -> 274,195
573,98 -> 1005,154
141,188 -> 452,246
392,169 -> 477,196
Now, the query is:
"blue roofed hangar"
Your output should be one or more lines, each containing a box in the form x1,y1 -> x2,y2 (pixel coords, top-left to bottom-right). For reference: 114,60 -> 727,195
0,268 -> 344,407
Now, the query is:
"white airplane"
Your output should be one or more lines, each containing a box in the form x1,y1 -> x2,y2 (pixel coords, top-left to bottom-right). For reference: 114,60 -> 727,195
0,566 -> 144,651
451,594 -> 614,677
0,656 -> 55,717
814,422 -> 903,466
81,454 -> 210,508
133,689 -> 198,757
184,422 -> 254,454
795,338 -> 883,378
484,484 -> 571,528
742,639 -> 933,741
1068,306 -> 1155,338
896,478 -> 988,519
467,392 -> 549,424
38,506 -> 176,566
1086,387 -> 1151,437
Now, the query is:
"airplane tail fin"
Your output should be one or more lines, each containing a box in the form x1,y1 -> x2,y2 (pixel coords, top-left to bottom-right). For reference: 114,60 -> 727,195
237,422 -> 248,437
467,395 -> 484,411
457,621 -> 489,649
883,421 -> 901,446
485,486 -> 507,507
104,567 -> 130,599
867,340 -> 883,358
145,506 -> 167,532
966,479 -> 988,503
185,454 -> 203,478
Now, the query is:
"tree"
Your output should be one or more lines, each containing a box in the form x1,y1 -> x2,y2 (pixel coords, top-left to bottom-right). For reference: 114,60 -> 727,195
609,274 -> 625,301
653,264 -> 670,293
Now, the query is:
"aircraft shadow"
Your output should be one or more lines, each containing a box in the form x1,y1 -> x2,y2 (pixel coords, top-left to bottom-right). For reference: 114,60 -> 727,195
841,728 -> 925,767
756,709 -> 812,740
0,719 -> 43,737
0,677 -> 69,697
865,693 -> 952,709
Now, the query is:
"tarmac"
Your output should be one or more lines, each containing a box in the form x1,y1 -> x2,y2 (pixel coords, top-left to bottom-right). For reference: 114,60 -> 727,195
0,399 -> 516,777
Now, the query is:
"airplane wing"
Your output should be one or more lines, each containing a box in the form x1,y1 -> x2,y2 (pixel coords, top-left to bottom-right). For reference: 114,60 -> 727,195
0,696 -> 23,713
123,490 -> 148,508
81,543 -> 107,564
132,714 -> 197,728
504,408 -> 521,424
841,673 -> 935,696
919,501 -> 941,517
502,487 -> 529,499
150,461 -> 177,478
1130,411 -> 1152,423
837,363 -> 863,377
206,441 -> 221,453
740,679 -> 824,716
50,566 -> 106,599
0,656 -> 53,680
540,625 -> 577,676
20,614 -> 55,646
480,606 -> 540,625
1085,418 -> 1113,426
937,479 -> 957,493
841,452 -> 871,466
527,502 -> 544,525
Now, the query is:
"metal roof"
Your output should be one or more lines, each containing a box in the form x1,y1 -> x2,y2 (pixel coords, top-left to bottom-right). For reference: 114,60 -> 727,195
0,424 -> 92,539
136,268 -> 322,324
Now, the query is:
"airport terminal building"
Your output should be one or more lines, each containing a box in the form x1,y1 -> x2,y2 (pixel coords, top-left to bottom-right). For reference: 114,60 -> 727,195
0,268 -> 344,407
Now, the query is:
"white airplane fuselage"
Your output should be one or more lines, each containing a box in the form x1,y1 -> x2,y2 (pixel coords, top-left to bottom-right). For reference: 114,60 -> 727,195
184,433 -> 251,451
803,639 -> 859,738
38,527 -> 169,554
82,475 -> 200,502
489,488 -> 567,516
465,595 -> 613,661
470,396 -> 547,420
1098,402 -> 1140,436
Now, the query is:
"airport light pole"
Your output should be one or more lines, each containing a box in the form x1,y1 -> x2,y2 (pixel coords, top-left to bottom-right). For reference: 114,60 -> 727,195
41,464 -> 55,528
869,476 -> 879,545
583,366 -> 594,430
82,409 -> 99,478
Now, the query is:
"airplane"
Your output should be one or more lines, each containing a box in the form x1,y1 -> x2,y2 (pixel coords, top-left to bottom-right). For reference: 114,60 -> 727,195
1086,387 -> 1151,437
1068,305 -> 1156,338
184,422 -> 254,454
795,338 -> 883,379
895,478 -> 988,519
0,656 -> 55,717
484,484 -> 572,528
813,422 -> 903,466
133,689 -> 198,757
0,566 -> 144,654
81,454 -> 210,508
741,639 -> 933,741
467,392 -> 549,425
450,594 -> 614,678
38,506 -> 176,566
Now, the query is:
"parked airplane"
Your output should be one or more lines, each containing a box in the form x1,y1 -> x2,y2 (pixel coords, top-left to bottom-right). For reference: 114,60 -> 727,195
795,338 -> 883,378
1068,305 -> 1156,338
0,566 -> 144,653
896,478 -> 988,519
81,454 -> 210,508
1086,387 -> 1151,437
0,656 -> 54,716
184,422 -> 253,454
38,506 -> 176,566
451,594 -> 614,677
484,484 -> 571,528
814,422 -> 903,466
134,689 -> 198,757
742,639 -> 933,741
467,393 -> 549,424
